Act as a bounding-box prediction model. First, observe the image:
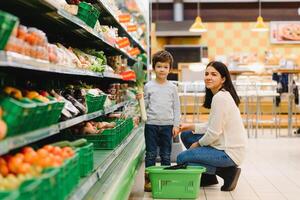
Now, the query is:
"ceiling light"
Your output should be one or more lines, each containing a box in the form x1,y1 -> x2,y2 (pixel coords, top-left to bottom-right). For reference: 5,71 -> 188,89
189,2 -> 207,33
252,0 -> 268,32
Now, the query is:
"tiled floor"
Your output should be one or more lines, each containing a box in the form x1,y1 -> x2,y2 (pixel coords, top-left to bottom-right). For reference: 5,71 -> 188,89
128,129 -> 300,200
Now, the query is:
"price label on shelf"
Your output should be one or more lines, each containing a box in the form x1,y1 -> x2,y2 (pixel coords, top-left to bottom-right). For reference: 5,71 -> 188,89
0,140 -> 9,155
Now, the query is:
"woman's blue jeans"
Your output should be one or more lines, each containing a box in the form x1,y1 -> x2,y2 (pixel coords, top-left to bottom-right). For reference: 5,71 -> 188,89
177,131 -> 237,174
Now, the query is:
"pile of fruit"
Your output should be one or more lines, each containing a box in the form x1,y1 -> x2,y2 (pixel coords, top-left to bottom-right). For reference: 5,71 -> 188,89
4,23 -> 109,73
5,26 -> 50,61
4,87 -> 52,102
0,145 -> 74,190
1,83 -> 107,122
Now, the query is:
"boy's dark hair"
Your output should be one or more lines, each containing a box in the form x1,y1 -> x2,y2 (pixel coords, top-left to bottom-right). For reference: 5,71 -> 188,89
152,50 -> 173,69
203,61 -> 240,109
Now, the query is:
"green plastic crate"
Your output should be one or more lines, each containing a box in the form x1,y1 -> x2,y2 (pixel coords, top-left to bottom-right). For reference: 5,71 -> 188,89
78,143 -> 94,177
84,127 -> 119,149
77,2 -> 100,28
61,158 -> 71,198
18,98 -> 39,133
55,166 -> 65,200
0,10 -> 18,50
126,118 -> 134,137
65,152 -> 80,197
85,94 -> 107,113
0,190 -> 19,200
146,166 -> 206,199
0,96 -> 36,136
52,101 -> 64,124
39,168 -> 60,200
48,100 -> 64,125
55,152 -> 80,199
31,99 -> 52,129
18,179 -> 42,200
119,121 -> 127,142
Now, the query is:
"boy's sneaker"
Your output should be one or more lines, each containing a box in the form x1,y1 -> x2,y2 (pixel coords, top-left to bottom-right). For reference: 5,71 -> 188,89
144,172 -> 152,192
144,181 -> 152,192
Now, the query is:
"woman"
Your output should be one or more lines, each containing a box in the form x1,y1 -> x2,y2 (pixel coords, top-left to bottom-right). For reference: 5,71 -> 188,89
177,61 -> 247,191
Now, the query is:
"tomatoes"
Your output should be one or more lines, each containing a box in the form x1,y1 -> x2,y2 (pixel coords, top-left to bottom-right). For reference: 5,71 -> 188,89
0,144 -> 75,177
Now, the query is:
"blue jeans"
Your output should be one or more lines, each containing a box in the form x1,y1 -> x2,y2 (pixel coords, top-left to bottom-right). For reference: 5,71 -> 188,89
177,131 -> 237,174
144,124 -> 173,168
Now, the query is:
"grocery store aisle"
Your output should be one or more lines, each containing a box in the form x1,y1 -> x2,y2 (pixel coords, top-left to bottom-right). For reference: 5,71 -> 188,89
129,129 -> 300,200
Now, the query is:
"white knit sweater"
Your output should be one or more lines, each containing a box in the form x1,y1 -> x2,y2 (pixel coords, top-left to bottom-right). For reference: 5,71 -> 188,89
195,90 -> 247,165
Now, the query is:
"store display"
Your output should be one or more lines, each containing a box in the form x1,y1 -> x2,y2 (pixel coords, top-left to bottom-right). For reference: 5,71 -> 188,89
0,0 -> 147,199
0,10 -> 19,50
0,145 -> 75,187
68,117 -> 134,149
77,2 -> 100,28
0,87 -> 65,136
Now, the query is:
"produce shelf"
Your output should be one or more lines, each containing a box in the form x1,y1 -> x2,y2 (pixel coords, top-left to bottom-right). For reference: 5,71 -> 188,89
0,0 -> 138,65
0,125 -> 59,155
56,9 -> 138,65
0,101 -> 131,155
0,51 -> 123,80
95,0 -> 146,54
68,125 -> 145,200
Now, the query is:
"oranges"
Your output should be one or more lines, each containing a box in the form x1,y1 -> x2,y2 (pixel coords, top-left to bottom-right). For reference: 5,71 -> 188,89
0,144 -> 75,177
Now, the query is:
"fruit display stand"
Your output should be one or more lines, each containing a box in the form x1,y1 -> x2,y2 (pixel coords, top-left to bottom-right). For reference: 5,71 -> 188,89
69,125 -> 144,200
0,0 -> 148,199
0,101 -> 129,155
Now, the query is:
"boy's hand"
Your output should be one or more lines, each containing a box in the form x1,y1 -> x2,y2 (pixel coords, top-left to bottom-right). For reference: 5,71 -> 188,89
172,127 -> 179,138
179,123 -> 193,132
136,93 -> 143,100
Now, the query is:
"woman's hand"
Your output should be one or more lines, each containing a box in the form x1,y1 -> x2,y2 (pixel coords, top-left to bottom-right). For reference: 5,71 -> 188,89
179,123 -> 195,132
189,141 -> 200,149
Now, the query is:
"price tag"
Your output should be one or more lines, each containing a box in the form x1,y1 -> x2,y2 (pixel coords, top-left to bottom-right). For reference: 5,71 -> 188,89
0,140 -> 9,155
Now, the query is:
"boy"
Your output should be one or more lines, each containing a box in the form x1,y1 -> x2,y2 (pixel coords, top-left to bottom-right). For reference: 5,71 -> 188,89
141,50 -> 181,192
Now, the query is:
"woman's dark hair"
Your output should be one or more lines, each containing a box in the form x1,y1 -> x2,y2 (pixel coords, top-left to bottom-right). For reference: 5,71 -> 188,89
203,61 -> 240,109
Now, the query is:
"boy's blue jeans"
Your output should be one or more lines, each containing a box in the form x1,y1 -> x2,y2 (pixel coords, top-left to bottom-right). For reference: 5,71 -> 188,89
144,124 -> 173,168
177,131 -> 237,174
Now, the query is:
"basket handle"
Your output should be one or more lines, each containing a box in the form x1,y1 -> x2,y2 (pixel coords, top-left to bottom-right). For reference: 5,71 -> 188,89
163,163 -> 187,170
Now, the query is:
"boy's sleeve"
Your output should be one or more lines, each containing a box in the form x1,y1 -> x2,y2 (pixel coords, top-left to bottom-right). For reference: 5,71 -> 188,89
173,86 -> 181,128
144,84 -> 149,109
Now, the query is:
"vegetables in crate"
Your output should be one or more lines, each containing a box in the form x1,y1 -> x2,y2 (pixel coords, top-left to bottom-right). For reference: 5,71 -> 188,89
72,48 -> 105,73
71,121 -> 116,135
0,144 -> 76,190
51,138 -> 87,148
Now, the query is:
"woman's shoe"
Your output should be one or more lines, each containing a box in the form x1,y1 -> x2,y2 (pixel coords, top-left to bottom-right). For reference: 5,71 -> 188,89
200,174 -> 219,187
216,167 -> 241,191
144,172 -> 152,192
